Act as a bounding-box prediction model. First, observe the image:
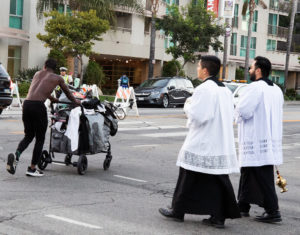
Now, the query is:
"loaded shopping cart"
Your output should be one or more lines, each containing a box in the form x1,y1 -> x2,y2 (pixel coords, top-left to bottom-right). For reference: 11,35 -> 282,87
38,98 -> 118,175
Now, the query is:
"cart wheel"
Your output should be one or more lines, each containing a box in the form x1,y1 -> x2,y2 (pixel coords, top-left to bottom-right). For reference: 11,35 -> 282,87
103,157 -> 111,170
77,155 -> 88,175
64,154 -> 72,166
38,150 -> 50,170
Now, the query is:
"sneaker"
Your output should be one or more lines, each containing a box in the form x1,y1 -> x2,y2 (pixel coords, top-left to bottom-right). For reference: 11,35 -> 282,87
6,153 -> 18,175
26,167 -> 44,177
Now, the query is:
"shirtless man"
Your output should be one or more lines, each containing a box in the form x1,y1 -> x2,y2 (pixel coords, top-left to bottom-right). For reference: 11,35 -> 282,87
6,59 -> 81,177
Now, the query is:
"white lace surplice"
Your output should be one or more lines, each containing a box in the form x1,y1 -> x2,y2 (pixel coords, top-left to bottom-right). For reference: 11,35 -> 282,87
235,80 -> 284,167
177,80 -> 240,175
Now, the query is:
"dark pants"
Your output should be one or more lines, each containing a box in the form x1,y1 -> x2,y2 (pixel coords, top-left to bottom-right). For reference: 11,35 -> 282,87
238,165 -> 279,214
17,100 -> 48,166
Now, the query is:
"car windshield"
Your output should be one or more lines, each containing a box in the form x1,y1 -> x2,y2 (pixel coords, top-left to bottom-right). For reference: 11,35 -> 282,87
224,84 -> 238,93
0,64 -> 9,77
139,79 -> 169,88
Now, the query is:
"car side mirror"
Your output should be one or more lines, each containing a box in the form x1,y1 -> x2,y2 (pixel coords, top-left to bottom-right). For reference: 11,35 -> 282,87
168,86 -> 175,90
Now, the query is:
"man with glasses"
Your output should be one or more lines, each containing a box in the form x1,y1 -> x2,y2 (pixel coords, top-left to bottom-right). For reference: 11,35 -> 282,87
235,56 -> 284,223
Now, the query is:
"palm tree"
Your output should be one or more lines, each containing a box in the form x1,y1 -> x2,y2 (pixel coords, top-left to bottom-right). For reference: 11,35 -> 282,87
36,0 -> 143,23
284,0 -> 297,93
242,0 -> 267,80
148,0 -> 160,79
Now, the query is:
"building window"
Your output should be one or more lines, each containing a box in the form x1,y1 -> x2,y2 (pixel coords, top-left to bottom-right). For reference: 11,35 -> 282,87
7,46 -> 22,78
270,0 -> 278,10
252,11 -> 258,32
268,13 -> 278,35
267,39 -> 276,51
57,4 -> 71,14
230,33 -> 237,56
164,35 -> 174,49
271,75 -> 280,83
232,4 -> 239,28
9,0 -> 24,29
241,10 -> 258,32
240,36 -> 256,58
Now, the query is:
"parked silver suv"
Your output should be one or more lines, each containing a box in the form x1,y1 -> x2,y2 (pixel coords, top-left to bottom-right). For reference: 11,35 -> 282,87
0,63 -> 13,115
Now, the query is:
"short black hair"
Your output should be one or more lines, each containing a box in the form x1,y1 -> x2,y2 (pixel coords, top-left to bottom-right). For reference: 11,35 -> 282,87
45,58 -> 57,71
200,55 -> 221,76
254,56 -> 271,78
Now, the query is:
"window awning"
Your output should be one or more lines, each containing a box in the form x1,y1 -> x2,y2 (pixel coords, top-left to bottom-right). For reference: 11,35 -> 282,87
0,27 -> 29,41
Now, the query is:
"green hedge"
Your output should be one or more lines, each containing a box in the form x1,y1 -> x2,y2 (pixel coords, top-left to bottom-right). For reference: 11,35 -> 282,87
17,82 -> 31,97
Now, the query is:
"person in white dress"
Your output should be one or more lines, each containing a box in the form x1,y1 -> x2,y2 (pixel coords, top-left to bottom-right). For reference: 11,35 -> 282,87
159,55 -> 241,229
235,56 -> 284,223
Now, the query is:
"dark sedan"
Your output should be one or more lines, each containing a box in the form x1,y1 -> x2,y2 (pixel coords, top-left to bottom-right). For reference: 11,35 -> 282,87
134,77 -> 194,108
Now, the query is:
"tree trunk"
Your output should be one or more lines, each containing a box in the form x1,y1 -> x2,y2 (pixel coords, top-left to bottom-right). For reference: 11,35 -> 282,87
79,55 -> 83,85
148,14 -> 156,79
222,18 -> 230,80
244,0 -> 255,81
284,0 -> 297,93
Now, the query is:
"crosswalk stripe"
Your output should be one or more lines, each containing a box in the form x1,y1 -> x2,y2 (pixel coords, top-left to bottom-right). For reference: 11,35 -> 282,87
119,125 -> 186,131
140,132 -> 188,138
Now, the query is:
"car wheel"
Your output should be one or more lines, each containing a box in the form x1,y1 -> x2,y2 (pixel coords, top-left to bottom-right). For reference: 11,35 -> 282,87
0,109 -> 2,115
162,95 -> 169,108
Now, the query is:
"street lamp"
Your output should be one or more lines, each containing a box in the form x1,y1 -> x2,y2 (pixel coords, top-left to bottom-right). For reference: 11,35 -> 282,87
222,21 -> 231,80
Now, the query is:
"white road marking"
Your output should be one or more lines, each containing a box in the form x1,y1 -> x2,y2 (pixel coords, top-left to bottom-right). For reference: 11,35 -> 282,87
132,144 -> 159,148
119,125 -> 186,131
45,214 -> 102,229
114,175 -> 147,183
283,133 -> 300,137
140,131 -> 187,138
0,146 -> 3,150
118,121 -> 153,125
295,157 -> 300,159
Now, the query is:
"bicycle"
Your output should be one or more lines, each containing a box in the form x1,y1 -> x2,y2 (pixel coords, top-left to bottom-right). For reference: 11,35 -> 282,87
103,100 -> 126,120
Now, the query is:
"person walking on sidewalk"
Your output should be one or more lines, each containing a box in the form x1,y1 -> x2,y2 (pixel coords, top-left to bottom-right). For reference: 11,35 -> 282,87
6,59 -> 80,177
235,56 -> 284,223
158,55 -> 241,229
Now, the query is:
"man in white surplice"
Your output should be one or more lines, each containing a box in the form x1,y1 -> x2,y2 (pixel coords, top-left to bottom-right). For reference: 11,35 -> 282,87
235,56 -> 283,223
159,55 -> 240,229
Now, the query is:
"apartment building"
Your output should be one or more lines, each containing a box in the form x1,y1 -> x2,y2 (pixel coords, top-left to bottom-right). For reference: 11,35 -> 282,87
0,0 -> 299,91
0,0 -> 48,78
219,0 -> 300,90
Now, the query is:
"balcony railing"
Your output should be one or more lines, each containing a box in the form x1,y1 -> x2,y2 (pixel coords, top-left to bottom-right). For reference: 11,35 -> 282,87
267,25 -> 289,38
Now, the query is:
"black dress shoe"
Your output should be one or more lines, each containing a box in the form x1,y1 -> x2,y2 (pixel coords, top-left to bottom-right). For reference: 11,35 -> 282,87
255,211 -> 282,223
158,208 -> 184,222
202,216 -> 225,229
240,212 -> 250,217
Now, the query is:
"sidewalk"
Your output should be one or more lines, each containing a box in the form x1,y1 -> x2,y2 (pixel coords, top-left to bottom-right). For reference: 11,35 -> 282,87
284,101 -> 300,105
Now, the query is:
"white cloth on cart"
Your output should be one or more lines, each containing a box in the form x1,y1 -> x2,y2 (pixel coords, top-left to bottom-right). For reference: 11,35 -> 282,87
65,107 -> 81,151
65,107 -> 96,151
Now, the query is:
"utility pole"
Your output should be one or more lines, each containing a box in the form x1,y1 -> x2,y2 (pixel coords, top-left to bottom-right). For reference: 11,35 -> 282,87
222,18 -> 231,80
284,0 -> 297,93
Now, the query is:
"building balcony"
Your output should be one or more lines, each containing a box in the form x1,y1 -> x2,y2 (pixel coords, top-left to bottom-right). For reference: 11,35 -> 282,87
267,25 -> 288,38
0,27 -> 29,41
269,0 -> 290,13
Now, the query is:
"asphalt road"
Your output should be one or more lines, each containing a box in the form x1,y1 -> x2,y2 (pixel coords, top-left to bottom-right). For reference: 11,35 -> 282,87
0,104 -> 299,235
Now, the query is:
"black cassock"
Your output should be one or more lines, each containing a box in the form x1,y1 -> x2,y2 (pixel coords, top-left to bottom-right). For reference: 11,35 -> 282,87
238,165 -> 279,213
172,167 -> 241,219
